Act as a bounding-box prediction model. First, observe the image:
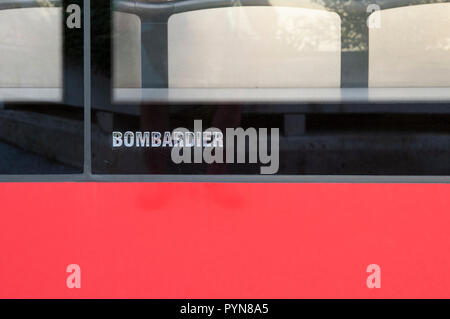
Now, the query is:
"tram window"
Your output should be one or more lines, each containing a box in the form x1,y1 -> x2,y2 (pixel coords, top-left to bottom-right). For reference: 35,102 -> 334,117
0,7 -> 62,102
91,0 -> 450,176
0,3 -> 84,175
369,3 -> 450,88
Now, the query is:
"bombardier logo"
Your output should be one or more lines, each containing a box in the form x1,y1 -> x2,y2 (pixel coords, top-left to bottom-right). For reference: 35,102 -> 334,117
112,120 -> 279,174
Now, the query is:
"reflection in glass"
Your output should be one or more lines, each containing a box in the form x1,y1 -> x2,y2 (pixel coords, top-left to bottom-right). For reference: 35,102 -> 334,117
369,3 -> 450,87
168,7 -> 341,88
0,7 -> 62,102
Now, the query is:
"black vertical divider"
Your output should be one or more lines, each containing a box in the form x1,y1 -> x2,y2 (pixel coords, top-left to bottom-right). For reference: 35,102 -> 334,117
63,0 -> 85,107
90,0 -> 116,174
90,0 -> 113,173
61,0 -> 85,171
91,0 -> 112,108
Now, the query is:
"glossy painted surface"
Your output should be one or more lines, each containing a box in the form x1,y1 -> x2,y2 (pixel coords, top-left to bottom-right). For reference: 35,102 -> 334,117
0,183 -> 449,298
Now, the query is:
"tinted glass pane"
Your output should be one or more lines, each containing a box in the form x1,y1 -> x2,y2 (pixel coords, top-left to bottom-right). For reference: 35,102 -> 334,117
91,0 -> 450,176
369,3 -> 450,88
0,1 -> 84,174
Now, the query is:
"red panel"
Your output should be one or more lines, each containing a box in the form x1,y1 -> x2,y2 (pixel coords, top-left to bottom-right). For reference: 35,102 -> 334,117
0,183 -> 449,298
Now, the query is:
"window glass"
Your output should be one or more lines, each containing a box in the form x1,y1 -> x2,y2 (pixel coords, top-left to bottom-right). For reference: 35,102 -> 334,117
0,7 -> 62,102
168,7 -> 340,88
0,2 -> 84,175
369,3 -> 450,87
112,2 -> 344,103
90,0 -> 450,176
